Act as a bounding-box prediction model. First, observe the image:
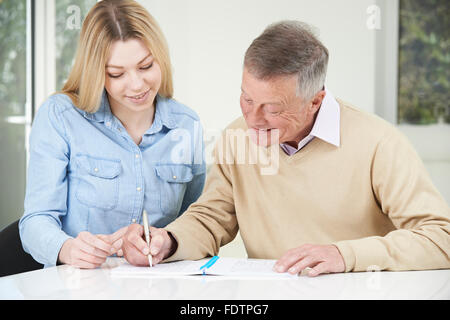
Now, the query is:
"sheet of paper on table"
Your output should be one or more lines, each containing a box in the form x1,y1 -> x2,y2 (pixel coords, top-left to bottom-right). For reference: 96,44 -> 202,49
110,257 -> 297,279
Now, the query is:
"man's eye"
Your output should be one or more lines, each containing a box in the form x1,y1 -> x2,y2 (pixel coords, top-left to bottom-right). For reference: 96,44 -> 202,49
265,107 -> 281,115
141,63 -> 153,70
108,73 -> 123,79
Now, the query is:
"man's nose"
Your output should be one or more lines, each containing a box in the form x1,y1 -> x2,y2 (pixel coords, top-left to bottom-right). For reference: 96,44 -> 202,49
246,104 -> 266,124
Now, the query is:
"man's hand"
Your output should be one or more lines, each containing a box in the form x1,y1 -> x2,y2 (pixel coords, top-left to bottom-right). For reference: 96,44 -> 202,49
58,230 -> 124,269
274,244 -> 345,277
121,224 -> 177,266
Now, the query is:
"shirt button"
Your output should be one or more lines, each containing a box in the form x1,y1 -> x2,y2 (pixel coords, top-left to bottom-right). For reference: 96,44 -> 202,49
132,219 -> 136,223
173,176 -> 177,180
118,128 -> 122,132
106,122 -> 111,127
135,154 -> 140,159
136,187 -> 141,191
94,168 -> 99,172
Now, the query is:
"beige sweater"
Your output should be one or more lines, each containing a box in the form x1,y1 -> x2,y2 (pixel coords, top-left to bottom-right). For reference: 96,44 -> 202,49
165,100 -> 450,272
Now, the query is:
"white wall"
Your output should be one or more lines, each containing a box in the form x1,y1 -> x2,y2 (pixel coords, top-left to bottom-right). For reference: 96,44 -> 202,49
141,0 -> 377,134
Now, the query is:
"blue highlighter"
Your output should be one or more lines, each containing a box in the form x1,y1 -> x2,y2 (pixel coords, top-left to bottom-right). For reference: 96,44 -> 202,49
199,256 -> 219,275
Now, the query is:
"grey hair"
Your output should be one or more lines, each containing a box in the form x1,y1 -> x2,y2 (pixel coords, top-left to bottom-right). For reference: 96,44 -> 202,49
244,20 -> 329,102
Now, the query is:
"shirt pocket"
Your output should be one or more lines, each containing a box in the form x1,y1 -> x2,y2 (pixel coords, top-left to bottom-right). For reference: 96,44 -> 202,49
75,154 -> 121,210
155,164 -> 194,216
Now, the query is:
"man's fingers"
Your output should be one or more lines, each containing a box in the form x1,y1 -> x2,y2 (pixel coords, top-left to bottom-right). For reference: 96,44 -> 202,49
288,256 -> 317,275
308,262 -> 328,277
122,244 -> 151,266
149,234 -> 164,255
274,247 -> 308,272
149,233 -> 167,265
122,224 -> 171,267
274,244 -> 345,275
127,230 -> 150,255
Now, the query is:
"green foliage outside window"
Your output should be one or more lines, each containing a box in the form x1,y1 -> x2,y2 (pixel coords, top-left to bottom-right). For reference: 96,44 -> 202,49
398,0 -> 450,124
0,0 -> 26,118
0,0 -> 27,228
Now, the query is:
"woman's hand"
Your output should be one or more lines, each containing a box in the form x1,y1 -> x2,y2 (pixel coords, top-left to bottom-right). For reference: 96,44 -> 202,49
97,226 -> 128,257
58,227 -> 127,269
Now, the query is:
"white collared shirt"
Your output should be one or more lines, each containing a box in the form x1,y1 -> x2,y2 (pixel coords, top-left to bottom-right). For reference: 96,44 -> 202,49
280,87 -> 340,155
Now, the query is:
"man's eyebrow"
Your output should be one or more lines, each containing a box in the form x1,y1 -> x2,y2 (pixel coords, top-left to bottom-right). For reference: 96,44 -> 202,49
241,87 -> 282,105
106,53 -> 152,69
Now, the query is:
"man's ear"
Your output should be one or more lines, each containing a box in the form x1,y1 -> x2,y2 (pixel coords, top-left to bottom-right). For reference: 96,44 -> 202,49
309,90 -> 326,113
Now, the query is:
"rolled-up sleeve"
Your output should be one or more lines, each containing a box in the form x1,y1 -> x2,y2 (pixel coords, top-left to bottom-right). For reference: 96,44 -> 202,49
19,98 -> 72,267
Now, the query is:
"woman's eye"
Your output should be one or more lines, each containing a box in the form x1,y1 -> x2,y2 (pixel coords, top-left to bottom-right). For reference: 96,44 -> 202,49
108,73 -> 123,79
141,63 -> 153,70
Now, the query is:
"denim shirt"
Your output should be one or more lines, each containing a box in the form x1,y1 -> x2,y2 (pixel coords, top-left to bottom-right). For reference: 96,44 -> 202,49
19,91 -> 206,267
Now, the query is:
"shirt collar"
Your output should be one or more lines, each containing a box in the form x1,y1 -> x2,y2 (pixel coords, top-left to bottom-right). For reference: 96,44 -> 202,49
309,87 -> 340,147
82,90 -> 110,123
82,91 -> 178,132
146,95 -> 178,134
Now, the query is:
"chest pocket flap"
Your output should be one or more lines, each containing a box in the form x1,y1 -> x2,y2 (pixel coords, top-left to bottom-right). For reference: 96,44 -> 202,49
155,165 -> 193,183
76,155 -> 121,179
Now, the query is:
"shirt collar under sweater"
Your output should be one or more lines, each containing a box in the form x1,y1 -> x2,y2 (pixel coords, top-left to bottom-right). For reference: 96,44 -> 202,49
280,87 -> 340,156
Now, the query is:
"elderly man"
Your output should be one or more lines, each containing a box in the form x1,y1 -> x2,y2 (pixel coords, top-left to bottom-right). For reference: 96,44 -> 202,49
122,21 -> 450,276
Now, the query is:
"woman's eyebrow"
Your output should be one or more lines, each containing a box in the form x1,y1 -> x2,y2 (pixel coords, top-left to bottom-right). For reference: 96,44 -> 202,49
106,53 -> 152,69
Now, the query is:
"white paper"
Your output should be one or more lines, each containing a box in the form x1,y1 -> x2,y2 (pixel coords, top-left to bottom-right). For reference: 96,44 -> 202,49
110,257 -> 296,279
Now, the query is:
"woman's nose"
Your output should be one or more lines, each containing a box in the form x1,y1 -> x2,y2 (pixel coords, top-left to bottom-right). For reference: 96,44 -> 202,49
128,72 -> 145,91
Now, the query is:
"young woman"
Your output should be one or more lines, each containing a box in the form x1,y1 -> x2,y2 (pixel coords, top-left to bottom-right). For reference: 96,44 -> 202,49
19,0 -> 205,269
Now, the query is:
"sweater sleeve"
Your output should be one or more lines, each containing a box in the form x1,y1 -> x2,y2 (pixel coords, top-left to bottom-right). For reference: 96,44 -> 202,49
163,133 -> 239,262
334,129 -> 450,272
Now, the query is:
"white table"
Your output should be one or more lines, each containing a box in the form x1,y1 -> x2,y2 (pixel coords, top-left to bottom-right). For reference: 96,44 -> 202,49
0,258 -> 449,300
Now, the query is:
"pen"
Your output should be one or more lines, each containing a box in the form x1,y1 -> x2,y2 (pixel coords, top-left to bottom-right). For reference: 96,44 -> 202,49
142,210 -> 153,267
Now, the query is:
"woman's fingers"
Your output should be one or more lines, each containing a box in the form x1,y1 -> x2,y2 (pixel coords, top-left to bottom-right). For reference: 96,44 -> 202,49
79,231 -> 114,255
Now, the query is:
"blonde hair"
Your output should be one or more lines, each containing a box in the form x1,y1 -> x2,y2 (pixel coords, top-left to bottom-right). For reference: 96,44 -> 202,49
61,0 -> 173,113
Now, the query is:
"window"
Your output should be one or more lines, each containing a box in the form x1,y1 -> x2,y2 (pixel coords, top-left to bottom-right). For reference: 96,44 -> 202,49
375,0 -> 450,204
398,0 -> 449,125
34,0 -> 96,109
0,0 -> 31,229
396,0 -> 450,205
0,0 -> 96,229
